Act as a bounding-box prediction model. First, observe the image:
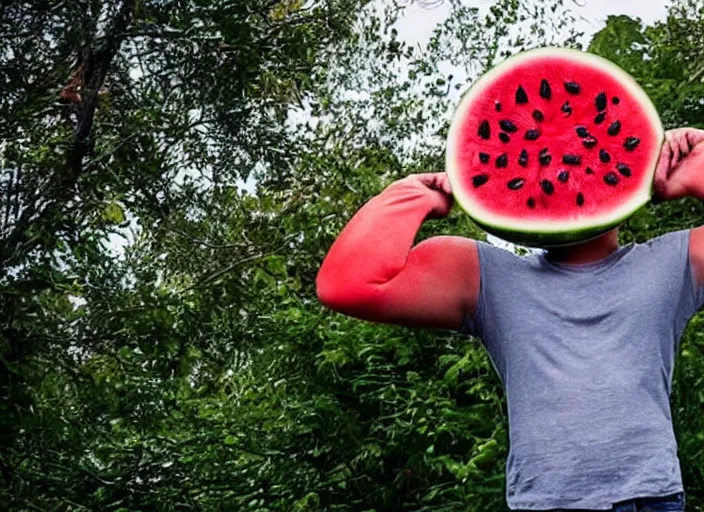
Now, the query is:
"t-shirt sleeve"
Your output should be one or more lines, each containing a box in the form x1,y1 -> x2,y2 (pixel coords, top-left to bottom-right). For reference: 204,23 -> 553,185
459,241 -> 515,338
646,229 -> 704,320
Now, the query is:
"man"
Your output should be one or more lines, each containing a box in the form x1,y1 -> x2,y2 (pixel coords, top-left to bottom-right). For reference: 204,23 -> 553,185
316,128 -> 704,511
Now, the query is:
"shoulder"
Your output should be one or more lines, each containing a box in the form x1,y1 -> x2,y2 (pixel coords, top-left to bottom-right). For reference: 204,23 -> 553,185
629,229 -> 698,286
413,235 -> 477,262
410,236 -> 479,282
623,230 -> 691,274
633,229 -> 690,256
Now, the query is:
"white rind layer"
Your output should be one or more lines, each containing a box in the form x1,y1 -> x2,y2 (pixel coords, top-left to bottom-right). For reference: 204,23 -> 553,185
446,47 -> 664,235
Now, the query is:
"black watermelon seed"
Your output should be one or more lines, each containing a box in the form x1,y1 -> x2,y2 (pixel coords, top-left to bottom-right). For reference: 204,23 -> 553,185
561,101 -> 572,116
576,126 -> 589,138
577,193 -> 585,206
524,129 -> 540,141
607,120 -> 621,136
499,120 -> 518,133
499,132 -> 511,143
616,163 -> 631,177
583,137 -> 598,149
585,167 -> 595,175
562,154 -> 581,165
478,120 -> 490,139
539,148 -> 552,166
596,92 -> 607,111
518,149 -> 529,167
540,79 -> 551,100
495,101 -> 502,112
532,109 -> 544,122
516,85 -> 528,104
599,149 -> 611,163
496,153 -> 508,168
558,170 -> 570,183
604,172 -> 619,186
624,137 -> 640,151
612,97 -> 620,105
564,81 -> 581,94
473,174 -> 489,188
594,112 -> 606,125
527,197 -> 536,208
507,178 -> 525,190
479,152 -> 490,163
540,179 -> 555,195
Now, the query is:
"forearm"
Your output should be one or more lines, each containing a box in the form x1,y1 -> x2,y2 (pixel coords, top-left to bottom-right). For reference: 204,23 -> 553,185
316,181 -> 435,308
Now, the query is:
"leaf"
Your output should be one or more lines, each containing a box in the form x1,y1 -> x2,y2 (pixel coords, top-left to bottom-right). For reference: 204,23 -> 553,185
102,202 -> 126,224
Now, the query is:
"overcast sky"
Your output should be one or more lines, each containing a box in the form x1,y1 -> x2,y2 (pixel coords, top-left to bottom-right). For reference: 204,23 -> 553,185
394,0 -> 669,48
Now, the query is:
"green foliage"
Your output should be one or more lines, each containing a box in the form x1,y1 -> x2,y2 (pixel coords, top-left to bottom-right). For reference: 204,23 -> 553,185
1,0 -> 703,511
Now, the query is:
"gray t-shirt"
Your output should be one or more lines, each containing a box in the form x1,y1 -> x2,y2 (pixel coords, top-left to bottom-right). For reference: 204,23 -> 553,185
461,229 -> 704,510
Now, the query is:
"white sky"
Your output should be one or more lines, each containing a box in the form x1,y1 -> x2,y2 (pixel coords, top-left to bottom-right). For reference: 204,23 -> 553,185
394,0 -> 669,48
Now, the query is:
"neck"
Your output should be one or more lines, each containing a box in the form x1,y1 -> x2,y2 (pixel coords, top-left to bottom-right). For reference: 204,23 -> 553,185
546,229 -> 620,265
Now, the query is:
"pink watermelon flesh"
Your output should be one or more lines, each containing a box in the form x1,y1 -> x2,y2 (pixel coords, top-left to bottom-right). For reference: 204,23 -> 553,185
446,49 -> 663,246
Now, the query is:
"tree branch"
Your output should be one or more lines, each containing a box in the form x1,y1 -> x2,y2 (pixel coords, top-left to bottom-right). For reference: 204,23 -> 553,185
171,228 -> 246,250
187,234 -> 298,292
0,0 -> 136,271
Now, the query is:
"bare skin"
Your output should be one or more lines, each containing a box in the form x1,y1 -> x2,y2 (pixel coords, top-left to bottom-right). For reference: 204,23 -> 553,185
545,228 -> 620,265
317,128 -> 704,329
316,172 -> 479,330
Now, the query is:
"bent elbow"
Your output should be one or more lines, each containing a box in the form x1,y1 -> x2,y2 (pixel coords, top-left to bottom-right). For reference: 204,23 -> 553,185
315,268 -> 380,315
315,271 -> 342,309
315,266 -> 350,311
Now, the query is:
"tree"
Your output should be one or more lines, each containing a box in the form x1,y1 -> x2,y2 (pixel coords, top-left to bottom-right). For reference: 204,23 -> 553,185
0,1 -> 366,509
4,0 -> 703,511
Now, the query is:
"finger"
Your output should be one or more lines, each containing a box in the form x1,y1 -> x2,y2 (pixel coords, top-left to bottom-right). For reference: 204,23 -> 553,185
437,173 -> 453,196
421,172 -> 453,196
439,191 -> 454,213
654,142 -> 672,197
677,133 -> 690,160
658,140 -> 672,176
414,172 -> 444,188
686,128 -> 704,148
428,189 -> 454,218
664,133 -> 675,167
403,174 -> 433,193
657,143 -> 671,180
668,137 -> 680,174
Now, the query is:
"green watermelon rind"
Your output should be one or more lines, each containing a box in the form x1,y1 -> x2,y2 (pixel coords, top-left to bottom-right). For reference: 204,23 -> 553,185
446,47 -> 665,247
472,206 -> 636,248
470,144 -> 665,248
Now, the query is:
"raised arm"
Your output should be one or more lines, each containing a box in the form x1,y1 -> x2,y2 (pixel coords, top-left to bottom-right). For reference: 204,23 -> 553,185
653,128 -> 704,284
316,173 -> 479,330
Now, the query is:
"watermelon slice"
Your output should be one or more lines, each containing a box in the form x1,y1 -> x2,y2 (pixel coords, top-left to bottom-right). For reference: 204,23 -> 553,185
446,48 -> 664,247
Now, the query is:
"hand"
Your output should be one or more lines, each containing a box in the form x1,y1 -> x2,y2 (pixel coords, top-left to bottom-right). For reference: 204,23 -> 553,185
654,127 -> 704,201
388,172 -> 454,218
